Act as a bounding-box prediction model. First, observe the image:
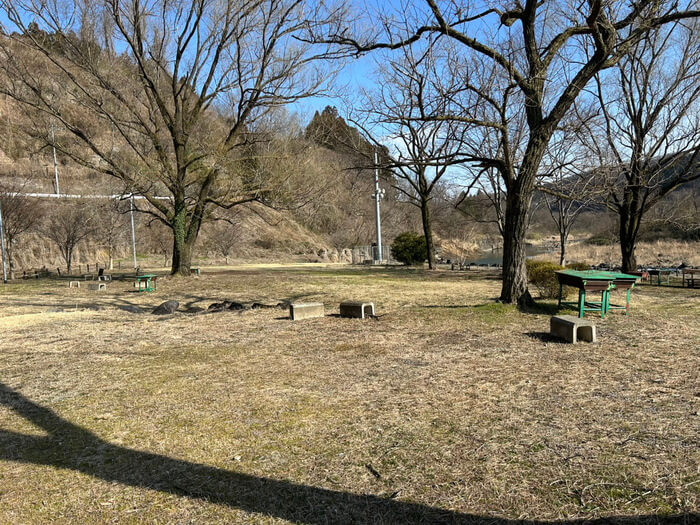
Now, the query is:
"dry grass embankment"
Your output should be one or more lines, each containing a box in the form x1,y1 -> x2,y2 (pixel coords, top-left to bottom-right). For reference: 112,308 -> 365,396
0,266 -> 698,523
534,240 -> 700,268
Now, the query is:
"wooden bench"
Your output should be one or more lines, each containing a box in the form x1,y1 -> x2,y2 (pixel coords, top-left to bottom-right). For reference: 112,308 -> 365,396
339,301 -> 375,319
289,302 -> 324,320
550,315 -> 596,343
682,268 -> 700,288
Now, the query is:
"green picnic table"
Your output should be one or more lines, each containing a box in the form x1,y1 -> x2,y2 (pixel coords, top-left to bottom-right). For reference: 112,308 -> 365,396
601,271 -> 639,314
555,270 -> 639,318
135,274 -> 158,292
647,268 -> 672,286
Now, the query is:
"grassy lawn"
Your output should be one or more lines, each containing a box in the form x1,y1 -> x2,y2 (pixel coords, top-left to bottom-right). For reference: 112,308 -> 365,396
0,265 -> 698,523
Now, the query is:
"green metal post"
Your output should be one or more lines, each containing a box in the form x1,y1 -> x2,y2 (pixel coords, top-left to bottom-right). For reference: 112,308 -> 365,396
557,282 -> 563,308
602,291 -> 608,318
578,290 -> 585,318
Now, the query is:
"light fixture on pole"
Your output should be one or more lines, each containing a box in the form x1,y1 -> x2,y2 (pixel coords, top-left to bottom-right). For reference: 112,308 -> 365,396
371,149 -> 385,263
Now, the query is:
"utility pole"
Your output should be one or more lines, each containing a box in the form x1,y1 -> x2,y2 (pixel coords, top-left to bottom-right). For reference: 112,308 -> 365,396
129,196 -> 137,270
0,200 -> 7,284
372,149 -> 385,263
51,124 -> 60,195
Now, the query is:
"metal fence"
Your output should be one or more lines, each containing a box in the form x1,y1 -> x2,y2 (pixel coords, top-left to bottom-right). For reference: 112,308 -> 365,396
351,245 -> 394,265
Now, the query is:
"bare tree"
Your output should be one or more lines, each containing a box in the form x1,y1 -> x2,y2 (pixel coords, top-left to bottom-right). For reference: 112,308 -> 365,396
0,0 -> 344,275
44,202 -> 94,273
143,221 -> 172,268
0,178 -> 43,277
537,122 -> 602,266
309,1 -> 700,305
454,168 -> 506,238
94,198 -> 128,270
354,40 -> 470,269
207,220 -> 243,265
586,19 -> 700,272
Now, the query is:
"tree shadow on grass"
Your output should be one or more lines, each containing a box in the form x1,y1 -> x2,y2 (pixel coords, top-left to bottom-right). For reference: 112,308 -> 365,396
525,331 -> 567,344
0,383 -> 695,524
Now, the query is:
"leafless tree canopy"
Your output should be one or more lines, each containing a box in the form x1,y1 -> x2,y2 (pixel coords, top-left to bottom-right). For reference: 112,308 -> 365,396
0,0 -> 346,275
349,39 -> 471,268
584,18 -> 700,271
43,201 -> 95,273
0,176 -> 44,275
307,0 -> 700,304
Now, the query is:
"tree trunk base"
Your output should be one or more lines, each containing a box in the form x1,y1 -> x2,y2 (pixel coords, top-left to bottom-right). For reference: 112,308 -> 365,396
516,289 -> 536,309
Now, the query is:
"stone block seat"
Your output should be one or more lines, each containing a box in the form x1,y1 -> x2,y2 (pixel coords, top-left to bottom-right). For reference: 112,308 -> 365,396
68,281 -> 80,288
550,315 -> 596,343
88,283 -> 107,291
339,301 -> 375,319
289,302 -> 324,320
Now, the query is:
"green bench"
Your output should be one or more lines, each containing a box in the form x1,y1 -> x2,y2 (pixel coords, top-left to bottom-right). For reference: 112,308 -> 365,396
555,270 -> 639,318
135,274 -> 158,292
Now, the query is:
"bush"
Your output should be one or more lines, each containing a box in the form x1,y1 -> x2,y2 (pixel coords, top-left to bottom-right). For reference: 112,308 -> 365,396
565,261 -> 590,271
526,260 -> 590,299
525,260 -> 565,299
391,232 -> 427,265
586,233 -> 617,245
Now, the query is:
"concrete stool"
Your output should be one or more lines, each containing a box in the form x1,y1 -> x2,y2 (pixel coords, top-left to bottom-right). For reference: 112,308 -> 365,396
550,315 -> 596,343
339,301 -> 375,319
290,302 -> 324,320
88,283 -> 107,291
69,281 -> 80,288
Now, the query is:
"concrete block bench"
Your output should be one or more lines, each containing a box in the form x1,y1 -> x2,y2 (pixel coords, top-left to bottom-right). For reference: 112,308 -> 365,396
550,315 -> 596,343
98,274 -> 112,281
290,302 -> 324,320
339,301 -> 375,319
69,281 -> 80,288
88,283 -> 107,291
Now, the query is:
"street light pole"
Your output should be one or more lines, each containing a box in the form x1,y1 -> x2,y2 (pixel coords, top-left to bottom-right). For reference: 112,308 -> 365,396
129,196 -> 138,270
51,124 -> 60,195
0,200 -> 8,284
372,149 -> 385,263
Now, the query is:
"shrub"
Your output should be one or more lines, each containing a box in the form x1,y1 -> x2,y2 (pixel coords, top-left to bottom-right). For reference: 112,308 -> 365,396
526,260 -> 565,299
586,233 -> 617,245
526,260 -> 589,299
391,232 -> 427,265
565,261 -> 590,271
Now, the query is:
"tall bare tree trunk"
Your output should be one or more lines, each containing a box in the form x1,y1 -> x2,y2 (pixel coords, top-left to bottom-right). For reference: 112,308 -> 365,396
620,216 -> 638,273
499,137 -> 547,306
500,191 -> 533,306
420,197 -> 436,270
619,183 -> 643,273
559,236 -> 567,267
171,204 -> 193,276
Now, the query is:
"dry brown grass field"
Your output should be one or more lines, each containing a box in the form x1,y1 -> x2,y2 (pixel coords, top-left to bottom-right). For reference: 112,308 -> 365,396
534,240 -> 700,268
0,265 -> 698,524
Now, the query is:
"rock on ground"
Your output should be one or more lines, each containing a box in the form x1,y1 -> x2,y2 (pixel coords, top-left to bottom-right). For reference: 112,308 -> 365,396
152,300 -> 179,315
